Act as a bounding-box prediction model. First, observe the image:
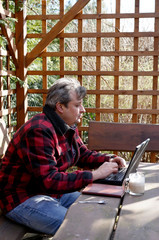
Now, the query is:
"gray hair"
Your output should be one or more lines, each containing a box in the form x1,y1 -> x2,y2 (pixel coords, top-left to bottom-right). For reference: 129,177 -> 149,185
45,78 -> 86,109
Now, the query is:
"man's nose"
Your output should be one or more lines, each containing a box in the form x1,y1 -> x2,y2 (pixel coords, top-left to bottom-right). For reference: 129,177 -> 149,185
80,105 -> 86,113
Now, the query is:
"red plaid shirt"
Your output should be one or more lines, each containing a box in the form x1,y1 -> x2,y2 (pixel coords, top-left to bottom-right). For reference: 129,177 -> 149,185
0,105 -> 111,213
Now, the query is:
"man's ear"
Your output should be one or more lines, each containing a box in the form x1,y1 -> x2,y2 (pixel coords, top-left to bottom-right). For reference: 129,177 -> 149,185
56,102 -> 64,113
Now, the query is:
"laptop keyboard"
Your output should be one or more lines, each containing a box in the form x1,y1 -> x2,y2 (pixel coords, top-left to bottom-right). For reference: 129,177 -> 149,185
106,168 -> 126,181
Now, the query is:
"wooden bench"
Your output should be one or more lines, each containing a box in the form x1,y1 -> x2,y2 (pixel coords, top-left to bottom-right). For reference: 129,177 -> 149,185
53,121 -> 159,240
88,121 -> 159,162
0,119 -> 48,240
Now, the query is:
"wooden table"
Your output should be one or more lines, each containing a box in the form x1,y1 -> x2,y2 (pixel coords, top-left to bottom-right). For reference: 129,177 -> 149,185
114,162 -> 159,240
53,163 -> 159,240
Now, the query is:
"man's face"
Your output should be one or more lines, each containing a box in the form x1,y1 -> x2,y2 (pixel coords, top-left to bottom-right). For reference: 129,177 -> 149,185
60,91 -> 86,126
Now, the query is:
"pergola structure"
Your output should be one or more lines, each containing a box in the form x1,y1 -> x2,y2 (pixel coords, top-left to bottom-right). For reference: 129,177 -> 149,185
0,0 -> 159,150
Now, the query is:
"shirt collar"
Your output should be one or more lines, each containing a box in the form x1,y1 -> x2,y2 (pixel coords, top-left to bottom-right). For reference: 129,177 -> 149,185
43,104 -> 75,135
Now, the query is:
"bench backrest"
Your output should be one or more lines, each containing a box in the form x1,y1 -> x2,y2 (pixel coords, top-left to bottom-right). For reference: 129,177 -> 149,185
88,121 -> 159,152
0,119 -> 10,158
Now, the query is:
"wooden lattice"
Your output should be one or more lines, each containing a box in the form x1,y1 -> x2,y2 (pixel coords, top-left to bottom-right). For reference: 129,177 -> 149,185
25,0 -> 159,130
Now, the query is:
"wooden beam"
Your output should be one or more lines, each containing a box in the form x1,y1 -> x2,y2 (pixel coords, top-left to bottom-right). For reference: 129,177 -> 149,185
26,31 -> 159,38
38,50 -> 159,57
26,12 -> 159,20
26,0 -> 90,67
0,1 -> 18,67
27,106 -> 159,115
27,88 -> 159,96
27,70 -> 159,76
15,0 -> 28,129
0,25 -> 18,67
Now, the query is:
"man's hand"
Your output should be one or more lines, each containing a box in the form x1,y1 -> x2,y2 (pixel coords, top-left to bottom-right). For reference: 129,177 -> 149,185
92,162 -> 118,181
110,156 -> 126,168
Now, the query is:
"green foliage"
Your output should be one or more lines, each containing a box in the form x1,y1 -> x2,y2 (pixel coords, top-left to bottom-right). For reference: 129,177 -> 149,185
27,75 -> 43,89
47,20 -> 58,32
83,0 -> 97,14
2,75 -> 24,90
27,20 -> 42,33
47,38 -> 60,52
27,39 -> 41,53
0,16 -> 17,44
1,0 -> 21,33
10,76 -> 25,88
64,0 -> 77,13
0,35 -> 7,49
47,57 -> 60,71
0,17 -> 17,27
26,0 -> 42,15
2,0 -> 23,13
2,0 -> 14,13
47,75 -> 60,88
28,93 -> 43,107
46,0 -> 60,15
28,111 -> 41,119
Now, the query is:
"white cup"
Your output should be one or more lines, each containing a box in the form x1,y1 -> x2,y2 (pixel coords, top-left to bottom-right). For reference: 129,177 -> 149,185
125,172 -> 145,196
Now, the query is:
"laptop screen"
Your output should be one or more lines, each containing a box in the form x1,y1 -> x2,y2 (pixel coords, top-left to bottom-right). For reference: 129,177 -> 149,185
123,138 -> 150,179
94,138 -> 150,186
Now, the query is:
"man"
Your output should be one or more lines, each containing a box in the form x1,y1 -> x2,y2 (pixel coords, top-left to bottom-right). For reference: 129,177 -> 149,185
0,78 -> 125,235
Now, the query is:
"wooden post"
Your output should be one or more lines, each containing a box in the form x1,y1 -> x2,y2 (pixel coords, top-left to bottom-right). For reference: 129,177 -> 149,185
15,0 -> 28,129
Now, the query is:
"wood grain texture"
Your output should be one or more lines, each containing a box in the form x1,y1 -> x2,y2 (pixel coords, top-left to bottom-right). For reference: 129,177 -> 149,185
88,121 -> 159,152
54,194 -> 121,240
114,163 -> 159,240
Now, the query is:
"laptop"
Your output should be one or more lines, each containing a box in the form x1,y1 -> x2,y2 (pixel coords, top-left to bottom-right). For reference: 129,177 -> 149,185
94,138 -> 150,186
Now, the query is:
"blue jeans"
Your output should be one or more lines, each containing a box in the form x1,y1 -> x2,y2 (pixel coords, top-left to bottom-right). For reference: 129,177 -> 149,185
6,192 -> 80,235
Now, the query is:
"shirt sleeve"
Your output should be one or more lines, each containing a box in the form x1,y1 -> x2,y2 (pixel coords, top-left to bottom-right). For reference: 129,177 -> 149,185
18,126 -> 93,194
74,129 -> 112,169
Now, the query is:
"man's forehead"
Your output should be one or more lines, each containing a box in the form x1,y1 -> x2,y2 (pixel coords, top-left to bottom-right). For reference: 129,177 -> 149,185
69,90 -> 83,102
70,90 -> 80,99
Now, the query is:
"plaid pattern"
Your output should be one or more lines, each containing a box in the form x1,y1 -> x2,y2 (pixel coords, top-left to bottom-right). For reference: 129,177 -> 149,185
0,106 -> 110,213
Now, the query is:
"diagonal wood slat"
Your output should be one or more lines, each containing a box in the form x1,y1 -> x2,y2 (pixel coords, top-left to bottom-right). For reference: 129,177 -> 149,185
26,0 -> 90,67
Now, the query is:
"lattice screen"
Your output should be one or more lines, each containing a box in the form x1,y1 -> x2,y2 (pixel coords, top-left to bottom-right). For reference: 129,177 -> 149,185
26,0 -> 159,134
0,0 -> 159,138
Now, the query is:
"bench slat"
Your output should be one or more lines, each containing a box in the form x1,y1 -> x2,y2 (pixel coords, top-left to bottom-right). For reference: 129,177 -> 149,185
0,216 -> 27,240
88,121 -> 159,152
